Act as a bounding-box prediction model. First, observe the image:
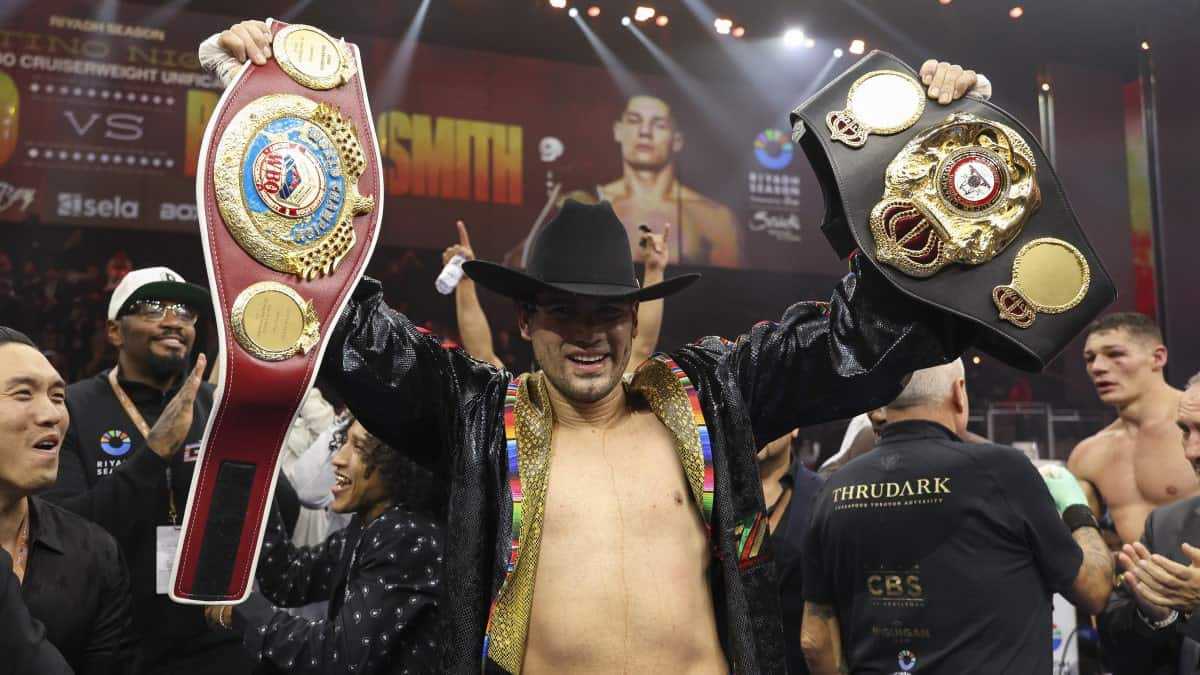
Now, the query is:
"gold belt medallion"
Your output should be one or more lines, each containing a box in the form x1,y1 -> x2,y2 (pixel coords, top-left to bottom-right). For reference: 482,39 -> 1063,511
272,24 -> 356,90
826,70 -> 926,148
230,281 -> 321,361
214,94 -> 374,280
868,113 -> 1041,278
993,238 -> 1091,328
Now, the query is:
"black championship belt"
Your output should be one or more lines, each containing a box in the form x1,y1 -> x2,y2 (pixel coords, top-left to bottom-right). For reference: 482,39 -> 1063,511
171,21 -> 382,603
791,51 -> 1116,371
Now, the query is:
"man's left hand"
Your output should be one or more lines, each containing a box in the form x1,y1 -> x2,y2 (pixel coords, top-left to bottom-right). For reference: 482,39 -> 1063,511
1121,541 -> 1200,614
919,60 -> 980,105
203,604 -> 233,630
635,223 -> 670,273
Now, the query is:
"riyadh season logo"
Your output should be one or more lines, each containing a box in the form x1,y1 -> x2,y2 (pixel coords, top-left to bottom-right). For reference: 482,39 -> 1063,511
897,649 -> 917,672
100,429 -> 132,457
754,128 -> 793,170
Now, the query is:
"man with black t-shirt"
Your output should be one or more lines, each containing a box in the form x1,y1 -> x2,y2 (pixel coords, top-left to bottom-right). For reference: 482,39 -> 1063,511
42,267 -> 299,675
801,359 -> 1114,674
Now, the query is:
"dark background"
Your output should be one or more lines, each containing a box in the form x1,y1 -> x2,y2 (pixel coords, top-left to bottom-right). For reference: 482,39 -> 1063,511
2,0 -> 1198,461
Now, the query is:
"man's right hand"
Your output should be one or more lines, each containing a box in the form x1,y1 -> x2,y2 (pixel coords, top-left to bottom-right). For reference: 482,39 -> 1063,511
146,354 -> 207,460
1038,465 -> 1089,515
217,20 -> 273,65
442,220 -> 476,266
1119,542 -> 1175,622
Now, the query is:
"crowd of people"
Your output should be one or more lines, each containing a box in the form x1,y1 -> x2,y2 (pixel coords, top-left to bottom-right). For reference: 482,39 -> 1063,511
3,18 -> 1199,675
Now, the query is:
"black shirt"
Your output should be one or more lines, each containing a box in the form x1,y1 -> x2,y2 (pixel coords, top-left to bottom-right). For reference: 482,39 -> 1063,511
20,496 -> 136,674
43,369 -> 300,672
233,505 -> 443,674
1,546 -> 71,675
803,420 -> 1083,674
773,462 -> 825,675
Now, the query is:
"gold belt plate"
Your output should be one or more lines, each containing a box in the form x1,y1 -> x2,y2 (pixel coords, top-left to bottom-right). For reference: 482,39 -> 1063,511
230,281 -> 321,361
213,94 -> 374,280
272,24 -> 356,90
868,113 -> 1041,278
993,238 -> 1091,328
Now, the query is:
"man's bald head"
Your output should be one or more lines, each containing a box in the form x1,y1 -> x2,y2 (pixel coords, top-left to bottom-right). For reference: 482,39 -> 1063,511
889,359 -> 966,410
885,359 -> 969,435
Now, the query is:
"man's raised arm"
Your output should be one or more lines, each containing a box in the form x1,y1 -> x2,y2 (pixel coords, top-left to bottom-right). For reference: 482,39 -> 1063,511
199,23 -> 500,456
676,253 -> 972,449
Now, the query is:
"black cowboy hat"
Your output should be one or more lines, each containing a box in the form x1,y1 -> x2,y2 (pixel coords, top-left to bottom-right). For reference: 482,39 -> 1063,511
463,200 -> 700,302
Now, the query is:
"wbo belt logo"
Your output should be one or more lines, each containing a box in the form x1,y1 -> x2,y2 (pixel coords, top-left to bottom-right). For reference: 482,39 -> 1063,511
897,649 -> 917,672
100,429 -> 132,456
754,128 -> 793,170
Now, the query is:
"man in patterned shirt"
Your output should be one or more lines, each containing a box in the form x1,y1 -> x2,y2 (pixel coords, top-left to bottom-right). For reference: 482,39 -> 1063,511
204,421 -> 444,674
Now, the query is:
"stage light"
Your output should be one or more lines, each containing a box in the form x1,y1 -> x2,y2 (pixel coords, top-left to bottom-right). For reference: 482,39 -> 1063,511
1041,82 -> 1050,92
971,355 -> 982,365
939,0 -> 952,4
732,25 -> 745,37
714,17 -> 732,34
833,47 -> 844,58
621,15 -> 631,26
657,15 -> 670,26
849,39 -> 865,55
634,6 -> 655,21
568,7 -> 578,17
804,37 -> 815,48
1141,40 -> 1151,51
549,0 -> 566,8
587,5 -> 600,17
783,28 -> 805,48
1009,6 -> 1023,19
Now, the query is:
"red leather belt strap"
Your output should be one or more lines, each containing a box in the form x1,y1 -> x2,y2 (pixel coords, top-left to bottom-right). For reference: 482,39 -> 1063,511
171,20 -> 382,603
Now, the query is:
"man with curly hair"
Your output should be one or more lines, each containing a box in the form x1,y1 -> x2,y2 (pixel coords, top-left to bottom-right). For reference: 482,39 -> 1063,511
204,421 -> 445,674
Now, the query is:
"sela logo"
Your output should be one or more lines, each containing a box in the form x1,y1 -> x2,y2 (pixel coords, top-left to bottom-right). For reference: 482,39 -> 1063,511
159,202 -> 197,222
63,111 -> 144,142
749,211 -> 801,243
57,193 -> 139,219
0,182 -> 35,213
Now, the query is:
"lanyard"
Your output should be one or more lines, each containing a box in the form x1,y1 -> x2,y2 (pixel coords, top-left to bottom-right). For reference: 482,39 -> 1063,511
12,511 -> 29,583
108,368 -> 178,526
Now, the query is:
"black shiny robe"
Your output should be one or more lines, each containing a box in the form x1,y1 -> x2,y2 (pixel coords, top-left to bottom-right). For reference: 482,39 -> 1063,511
321,254 -> 971,673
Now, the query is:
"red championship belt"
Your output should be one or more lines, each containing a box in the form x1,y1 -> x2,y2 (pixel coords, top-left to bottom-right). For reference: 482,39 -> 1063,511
170,20 -> 382,603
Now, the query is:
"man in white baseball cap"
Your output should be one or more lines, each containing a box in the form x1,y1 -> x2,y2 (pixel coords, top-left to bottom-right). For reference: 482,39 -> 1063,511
106,266 -> 210,322
44,266 -> 298,674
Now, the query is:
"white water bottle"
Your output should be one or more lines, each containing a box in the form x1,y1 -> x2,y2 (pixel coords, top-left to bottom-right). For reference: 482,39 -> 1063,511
435,254 -> 466,294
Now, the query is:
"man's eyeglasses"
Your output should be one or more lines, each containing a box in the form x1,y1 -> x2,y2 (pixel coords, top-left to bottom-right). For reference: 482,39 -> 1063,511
124,300 -> 199,325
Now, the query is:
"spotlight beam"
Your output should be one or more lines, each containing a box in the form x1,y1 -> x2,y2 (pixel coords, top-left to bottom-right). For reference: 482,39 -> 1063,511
144,0 -> 190,27
572,12 -> 642,97
797,55 -> 840,103
280,0 -> 317,22
626,23 -> 736,138
373,0 -> 432,105
838,0 -> 927,61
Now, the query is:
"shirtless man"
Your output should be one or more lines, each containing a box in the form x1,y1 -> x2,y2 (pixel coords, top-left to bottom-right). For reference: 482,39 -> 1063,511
505,94 -> 741,269
598,94 -> 740,268
206,24 -> 980,673
1068,312 -> 1199,546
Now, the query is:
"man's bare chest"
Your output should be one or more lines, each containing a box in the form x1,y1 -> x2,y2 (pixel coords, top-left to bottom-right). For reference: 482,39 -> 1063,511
540,418 -> 707,551
1094,430 -> 1197,506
